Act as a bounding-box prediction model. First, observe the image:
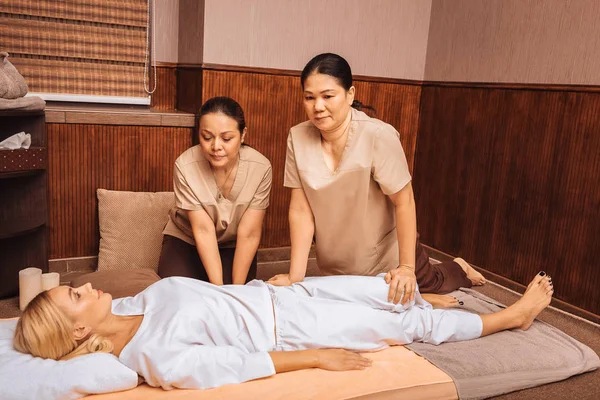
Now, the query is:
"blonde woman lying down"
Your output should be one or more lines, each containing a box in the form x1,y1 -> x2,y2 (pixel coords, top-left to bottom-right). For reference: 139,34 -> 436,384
14,273 -> 553,390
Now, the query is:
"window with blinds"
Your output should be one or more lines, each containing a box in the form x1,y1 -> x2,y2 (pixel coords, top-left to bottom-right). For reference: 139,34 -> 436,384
0,0 -> 152,103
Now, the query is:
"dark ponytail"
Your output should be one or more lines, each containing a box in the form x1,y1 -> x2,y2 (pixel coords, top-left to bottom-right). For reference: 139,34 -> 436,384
301,53 -> 376,114
351,100 -> 376,113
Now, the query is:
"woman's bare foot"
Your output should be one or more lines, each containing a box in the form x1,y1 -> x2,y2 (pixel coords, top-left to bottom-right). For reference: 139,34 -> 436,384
524,271 -> 551,293
422,293 -> 462,309
454,257 -> 486,286
511,274 -> 553,330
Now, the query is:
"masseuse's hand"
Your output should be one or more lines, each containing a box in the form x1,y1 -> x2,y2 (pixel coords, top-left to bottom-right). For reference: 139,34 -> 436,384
267,273 -> 294,286
385,266 -> 416,305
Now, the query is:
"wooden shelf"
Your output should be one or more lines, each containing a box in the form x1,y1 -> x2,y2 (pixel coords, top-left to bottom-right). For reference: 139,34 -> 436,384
0,147 -> 47,173
0,111 -> 48,298
0,217 -> 45,239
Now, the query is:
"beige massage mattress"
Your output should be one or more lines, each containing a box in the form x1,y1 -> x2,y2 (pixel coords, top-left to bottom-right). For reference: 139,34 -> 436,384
89,346 -> 457,400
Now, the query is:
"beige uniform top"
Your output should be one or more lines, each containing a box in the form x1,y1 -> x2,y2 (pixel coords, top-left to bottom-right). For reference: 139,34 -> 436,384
163,145 -> 272,247
284,108 -> 411,276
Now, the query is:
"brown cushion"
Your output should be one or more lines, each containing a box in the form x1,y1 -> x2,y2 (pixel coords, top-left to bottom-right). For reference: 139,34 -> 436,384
70,269 -> 160,299
97,189 -> 174,272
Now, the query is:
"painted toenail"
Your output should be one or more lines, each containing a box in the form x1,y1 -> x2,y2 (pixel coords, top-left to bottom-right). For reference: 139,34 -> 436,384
459,301 -> 464,306
539,271 -> 546,276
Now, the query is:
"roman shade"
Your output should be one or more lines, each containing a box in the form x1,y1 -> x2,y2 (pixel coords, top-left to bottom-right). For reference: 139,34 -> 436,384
0,0 -> 151,100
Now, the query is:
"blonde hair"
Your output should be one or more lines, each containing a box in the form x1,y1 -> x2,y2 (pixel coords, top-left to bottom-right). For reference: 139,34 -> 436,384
13,291 -> 113,360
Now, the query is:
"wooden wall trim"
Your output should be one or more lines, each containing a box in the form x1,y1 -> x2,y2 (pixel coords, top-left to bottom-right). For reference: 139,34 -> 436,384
45,104 -> 194,127
155,62 -> 179,68
201,63 -> 300,77
424,80 -> 600,93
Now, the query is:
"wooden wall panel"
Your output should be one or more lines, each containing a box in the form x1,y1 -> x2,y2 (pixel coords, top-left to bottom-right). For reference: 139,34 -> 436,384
201,68 -> 422,248
353,80 -> 421,173
177,66 -> 203,113
414,85 -> 600,314
47,124 -> 192,258
151,66 -> 177,110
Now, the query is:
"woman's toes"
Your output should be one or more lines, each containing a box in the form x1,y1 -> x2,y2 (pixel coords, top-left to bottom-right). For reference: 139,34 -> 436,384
527,272 -> 546,291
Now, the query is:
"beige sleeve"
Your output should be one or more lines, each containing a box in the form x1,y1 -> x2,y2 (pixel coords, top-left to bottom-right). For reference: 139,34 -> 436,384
249,166 -> 272,210
372,126 -> 412,195
284,132 -> 302,188
173,163 -> 204,211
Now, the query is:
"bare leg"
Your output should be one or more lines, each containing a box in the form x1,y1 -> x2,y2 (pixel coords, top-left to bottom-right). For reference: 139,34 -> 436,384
480,273 -> 553,336
453,257 -> 486,286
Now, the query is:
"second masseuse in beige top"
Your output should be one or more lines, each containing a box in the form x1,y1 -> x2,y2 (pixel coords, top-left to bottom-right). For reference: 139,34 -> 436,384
159,97 -> 272,285
269,53 -> 418,305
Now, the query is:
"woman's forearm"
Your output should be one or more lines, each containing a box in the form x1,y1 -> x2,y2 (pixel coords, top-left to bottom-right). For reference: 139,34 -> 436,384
269,350 -> 319,373
288,208 -> 315,282
269,349 -> 372,373
393,191 -> 417,271
193,229 -> 224,285
231,234 -> 261,284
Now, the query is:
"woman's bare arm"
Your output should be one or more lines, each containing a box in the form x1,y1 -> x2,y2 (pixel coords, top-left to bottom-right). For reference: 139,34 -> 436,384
387,182 -> 417,304
231,208 -> 266,284
269,188 -> 314,286
288,188 -> 315,282
269,349 -> 371,373
188,209 -> 223,285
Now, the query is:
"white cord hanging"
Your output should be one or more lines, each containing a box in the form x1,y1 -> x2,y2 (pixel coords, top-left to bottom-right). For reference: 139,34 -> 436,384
144,0 -> 157,94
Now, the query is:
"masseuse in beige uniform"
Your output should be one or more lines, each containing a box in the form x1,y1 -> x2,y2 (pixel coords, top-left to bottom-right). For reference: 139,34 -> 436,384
269,53 -> 485,303
158,97 -> 272,285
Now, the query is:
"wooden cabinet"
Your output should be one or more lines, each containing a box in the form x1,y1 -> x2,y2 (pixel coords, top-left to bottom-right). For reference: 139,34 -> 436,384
0,110 -> 48,298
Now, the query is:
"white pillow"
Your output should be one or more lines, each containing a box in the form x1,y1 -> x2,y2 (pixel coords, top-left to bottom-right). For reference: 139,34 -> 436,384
0,318 -> 138,400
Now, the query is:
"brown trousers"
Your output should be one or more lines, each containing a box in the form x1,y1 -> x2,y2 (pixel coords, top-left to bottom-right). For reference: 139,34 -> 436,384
415,239 -> 472,294
157,235 -> 257,284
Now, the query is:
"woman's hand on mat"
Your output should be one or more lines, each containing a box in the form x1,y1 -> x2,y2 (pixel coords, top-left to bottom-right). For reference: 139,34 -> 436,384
267,273 -> 294,286
316,349 -> 372,371
385,266 -> 416,305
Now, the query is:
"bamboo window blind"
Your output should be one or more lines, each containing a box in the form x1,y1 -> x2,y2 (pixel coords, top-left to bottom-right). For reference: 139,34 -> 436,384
0,0 -> 150,99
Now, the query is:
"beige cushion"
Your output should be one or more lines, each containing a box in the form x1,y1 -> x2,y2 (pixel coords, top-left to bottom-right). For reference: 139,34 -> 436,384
97,189 -> 174,272
70,269 -> 160,299
0,52 -> 28,99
